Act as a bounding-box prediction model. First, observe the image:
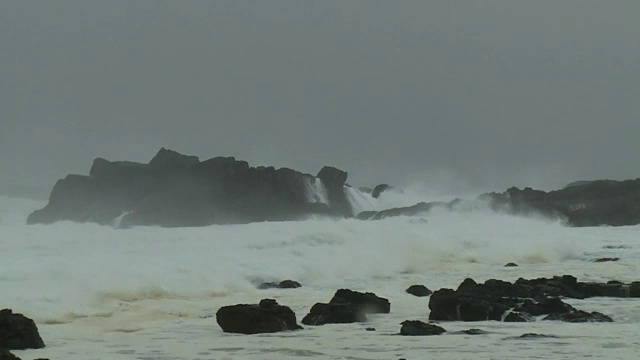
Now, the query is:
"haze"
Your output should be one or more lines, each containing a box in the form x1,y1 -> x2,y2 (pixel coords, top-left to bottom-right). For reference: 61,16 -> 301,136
2,1 -> 638,199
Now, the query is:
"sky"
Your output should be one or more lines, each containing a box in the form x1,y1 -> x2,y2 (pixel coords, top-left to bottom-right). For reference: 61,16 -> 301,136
1,1 -> 638,199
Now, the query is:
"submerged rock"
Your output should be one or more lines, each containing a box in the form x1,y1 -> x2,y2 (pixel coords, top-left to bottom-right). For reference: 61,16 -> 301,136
257,280 -> 301,289
406,285 -> 432,297
216,299 -> 302,334
0,309 -> 45,350
399,320 -> 446,336
301,289 -> 390,326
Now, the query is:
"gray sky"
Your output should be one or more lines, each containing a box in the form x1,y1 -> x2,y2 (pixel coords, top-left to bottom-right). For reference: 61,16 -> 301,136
2,1 -> 639,199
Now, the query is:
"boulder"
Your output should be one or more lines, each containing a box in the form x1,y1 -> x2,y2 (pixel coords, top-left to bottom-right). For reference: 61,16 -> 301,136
301,303 -> 367,326
257,280 -> 301,289
406,285 -> 432,297
329,289 -> 390,314
215,299 -> 302,334
0,309 -> 45,350
0,349 -> 20,360
399,320 -> 445,336
371,184 -> 391,199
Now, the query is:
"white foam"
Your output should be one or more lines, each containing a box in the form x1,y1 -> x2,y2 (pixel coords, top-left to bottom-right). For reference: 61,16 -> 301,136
3,196 -> 640,360
303,177 -> 329,204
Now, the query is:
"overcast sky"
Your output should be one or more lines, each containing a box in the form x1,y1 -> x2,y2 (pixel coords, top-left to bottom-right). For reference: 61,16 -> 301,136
1,1 -> 638,199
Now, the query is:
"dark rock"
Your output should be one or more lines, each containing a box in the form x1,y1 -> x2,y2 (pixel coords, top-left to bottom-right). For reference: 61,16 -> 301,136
593,257 -> 619,262
456,328 -> 489,335
301,303 -> 366,325
329,289 -> 390,314
29,149 -> 353,227
215,299 -> 302,334
257,280 -> 301,289
399,320 -> 446,336
0,349 -> 20,360
361,178 -> 640,227
428,276 -> 628,323
504,262 -> 518,267
316,167 -> 352,217
0,309 -> 45,350
406,285 -> 432,297
543,310 -> 613,323
371,184 -> 391,199
505,333 -> 559,340
365,327 -> 376,331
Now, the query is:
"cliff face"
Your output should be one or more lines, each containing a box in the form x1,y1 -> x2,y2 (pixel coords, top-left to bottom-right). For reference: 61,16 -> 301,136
27,148 -> 352,227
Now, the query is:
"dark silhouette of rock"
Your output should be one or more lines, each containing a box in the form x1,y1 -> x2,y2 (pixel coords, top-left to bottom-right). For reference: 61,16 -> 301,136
399,320 -> 445,336
28,148 -> 352,227
316,167 -> 352,217
406,285 -> 432,297
0,309 -> 45,350
359,179 -> 640,227
301,303 -> 367,326
257,280 -> 301,289
371,184 -> 391,199
329,289 -> 390,314
301,289 -> 390,326
215,299 -> 302,334
428,276 -> 629,323
593,257 -> 619,262
0,349 -> 20,360
504,262 -> 518,267
455,328 -> 489,335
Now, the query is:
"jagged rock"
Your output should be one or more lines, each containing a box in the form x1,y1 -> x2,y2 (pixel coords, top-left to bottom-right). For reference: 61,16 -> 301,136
301,303 -> 366,325
428,276 -> 628,323
399,320 -> 445,336
371,184 -> 391,199
257,280 -> 301,289
0,309 -> 45,350
360,178 -> 640,227
329,289 -> 390,314
0,349 -> 20,360
28,149 -> 352,227
215,299 -> 302,334
406,285 -> 432,297
593,257 -> 619,262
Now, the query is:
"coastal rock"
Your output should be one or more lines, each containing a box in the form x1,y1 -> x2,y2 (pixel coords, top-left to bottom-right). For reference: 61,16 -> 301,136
329,289 -> 390,314
0,349 -> 20,360
399,320 -> 445,336
0,309 -> 45,350
28,148 -> 352,227
360,178 -> 640,227
371,184 -> 391,199
301,289 -> 390,326
406,285 -> 432,297
216,299 -> 302,334
257,280 -> 301,289
428,276 -> 624,323
301,303 -> 367,325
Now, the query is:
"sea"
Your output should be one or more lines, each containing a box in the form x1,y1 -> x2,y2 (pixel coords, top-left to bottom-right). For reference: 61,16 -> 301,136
2,188 -> 639,360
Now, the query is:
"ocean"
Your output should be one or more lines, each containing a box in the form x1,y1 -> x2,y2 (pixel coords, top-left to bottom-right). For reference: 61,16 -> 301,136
2,192 -> 639,360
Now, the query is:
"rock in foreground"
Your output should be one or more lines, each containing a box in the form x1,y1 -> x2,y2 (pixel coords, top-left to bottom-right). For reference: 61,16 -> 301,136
302,289 -> 390,326
400,320 -> 445,336
216,299 -> 302,334
0,309 -> 45,350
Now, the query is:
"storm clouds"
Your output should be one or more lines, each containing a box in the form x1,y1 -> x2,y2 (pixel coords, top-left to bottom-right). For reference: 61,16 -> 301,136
2,1 -> 638,198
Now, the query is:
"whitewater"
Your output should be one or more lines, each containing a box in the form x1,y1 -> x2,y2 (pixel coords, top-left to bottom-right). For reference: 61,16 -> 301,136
2,191 -> 640,360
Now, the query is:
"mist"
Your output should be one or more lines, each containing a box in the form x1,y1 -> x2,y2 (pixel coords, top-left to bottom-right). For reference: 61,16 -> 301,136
2,1 -> 638,199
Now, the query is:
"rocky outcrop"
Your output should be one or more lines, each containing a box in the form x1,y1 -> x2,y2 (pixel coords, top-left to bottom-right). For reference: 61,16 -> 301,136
28,148 -> 352,227
358,179 -> 640,227
301,289 -> 390,326
0,309 -> 45,350
399,320 -> 445,336
0,349 -> 20,360
406,285 -> 432,297
257,280 -> 301,289
427,276 -> 628,323
216,299 -> 302,334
